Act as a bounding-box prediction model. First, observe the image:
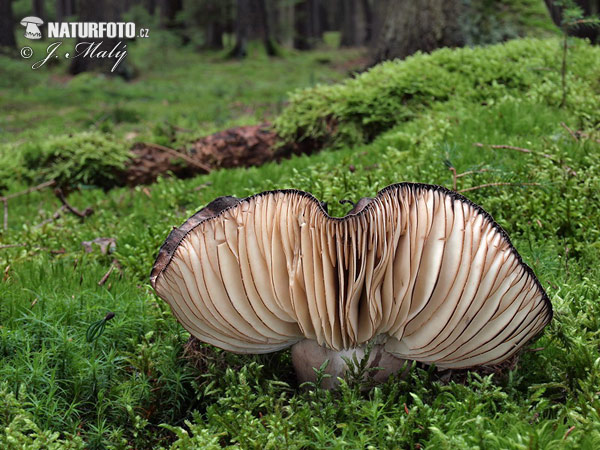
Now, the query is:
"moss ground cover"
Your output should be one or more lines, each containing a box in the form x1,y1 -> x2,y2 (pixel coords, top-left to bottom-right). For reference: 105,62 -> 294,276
1,35 -> 600,449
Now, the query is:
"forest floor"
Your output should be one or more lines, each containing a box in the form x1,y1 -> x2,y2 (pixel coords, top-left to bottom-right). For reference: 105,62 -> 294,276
1,31 -> 600,449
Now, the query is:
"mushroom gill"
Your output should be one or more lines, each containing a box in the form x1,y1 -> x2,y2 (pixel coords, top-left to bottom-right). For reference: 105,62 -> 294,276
151,183 -> 552,383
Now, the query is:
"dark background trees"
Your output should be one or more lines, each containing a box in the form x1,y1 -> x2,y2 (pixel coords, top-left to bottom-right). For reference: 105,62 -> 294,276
544,0 -> 600,42
1,0 -> 595,73
0,0 -> 17,52
68,0 -> 133,77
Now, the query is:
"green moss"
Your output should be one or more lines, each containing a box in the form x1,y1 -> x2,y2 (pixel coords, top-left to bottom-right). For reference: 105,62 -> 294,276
17,132 -> 131,190
274,38 -> 600,148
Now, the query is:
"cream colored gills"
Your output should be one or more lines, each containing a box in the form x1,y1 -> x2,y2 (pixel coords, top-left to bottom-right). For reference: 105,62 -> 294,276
400,195 -> 464,342
399,208 -> 484,357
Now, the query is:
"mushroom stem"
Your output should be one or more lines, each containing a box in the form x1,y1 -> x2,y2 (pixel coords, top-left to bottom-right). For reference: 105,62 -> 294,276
291,339 -> 408,389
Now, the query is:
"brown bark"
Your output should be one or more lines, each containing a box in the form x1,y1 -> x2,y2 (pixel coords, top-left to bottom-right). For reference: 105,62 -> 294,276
369,0 -> 465,63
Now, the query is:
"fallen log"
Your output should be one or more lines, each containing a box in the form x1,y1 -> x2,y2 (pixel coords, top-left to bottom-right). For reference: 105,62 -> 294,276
121,123 -> 315,187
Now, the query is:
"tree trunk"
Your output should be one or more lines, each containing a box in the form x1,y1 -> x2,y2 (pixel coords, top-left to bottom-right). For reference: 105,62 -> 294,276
145,0 -> 156,15
56,0 -> 76,21
229,0 -> 251,57
0,0 -> 17,52
544,0 -> 600,43
322,0 -> 341,31
275,0 -> 294,47
361,0 -> 372,44
340,0 -> 366,47
205,21 -> 224,49
200,0 -> 225,49
294,0 -> 322,50
369,0 -> 465,64
229,0 -> 276,57
33,0 -> 44,19
69,0 -> 134,79
160,0 -> 183,29
254,0 -> 277,55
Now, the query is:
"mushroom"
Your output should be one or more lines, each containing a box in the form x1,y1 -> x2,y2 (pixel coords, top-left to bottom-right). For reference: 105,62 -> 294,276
20,17 -> 44,40
151,183 -> 552,388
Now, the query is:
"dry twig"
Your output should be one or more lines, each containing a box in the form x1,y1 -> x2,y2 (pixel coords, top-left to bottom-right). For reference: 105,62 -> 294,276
563,426 -> 576,441
0,180 -> 56,202
0,180 -> 57,231
458,182 -> 540,193
98,265 -> 115,287
55,189 -> 94,218
140,142 -> 211,173
34,205 -> 67,229
474,142 -> 576,177
560,122 -> 579,141
448,167 -> 457,191
456,168 -> 491,178
0,243 -> 26,250
98,259 -> 122,287
448,166 -> 491,191
0,243 -> 65,254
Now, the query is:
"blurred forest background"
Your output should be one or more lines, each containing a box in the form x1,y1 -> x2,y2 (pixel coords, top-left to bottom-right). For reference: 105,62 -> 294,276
2,0 -> 598,69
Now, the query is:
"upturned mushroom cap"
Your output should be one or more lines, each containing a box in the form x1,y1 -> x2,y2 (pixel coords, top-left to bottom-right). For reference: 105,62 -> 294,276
151,183 -> 552,372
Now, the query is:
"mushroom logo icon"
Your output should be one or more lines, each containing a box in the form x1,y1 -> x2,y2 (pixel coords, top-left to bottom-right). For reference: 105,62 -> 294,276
20,17 -> 44,40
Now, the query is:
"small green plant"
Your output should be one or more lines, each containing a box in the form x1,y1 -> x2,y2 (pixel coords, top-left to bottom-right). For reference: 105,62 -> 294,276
299,359 -> 332,390
85,312 -> 116,343
340,341 -> 384,391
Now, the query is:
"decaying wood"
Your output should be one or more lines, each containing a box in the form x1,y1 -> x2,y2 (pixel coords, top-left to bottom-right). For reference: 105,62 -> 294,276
121,123 -> 310,187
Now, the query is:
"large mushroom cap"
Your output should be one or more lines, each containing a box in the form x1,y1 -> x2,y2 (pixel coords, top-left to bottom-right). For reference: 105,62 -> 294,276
151,183 -> 552,370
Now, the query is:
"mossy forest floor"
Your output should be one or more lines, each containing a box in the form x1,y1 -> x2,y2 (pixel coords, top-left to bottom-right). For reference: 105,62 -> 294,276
1,34 -> 600,449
